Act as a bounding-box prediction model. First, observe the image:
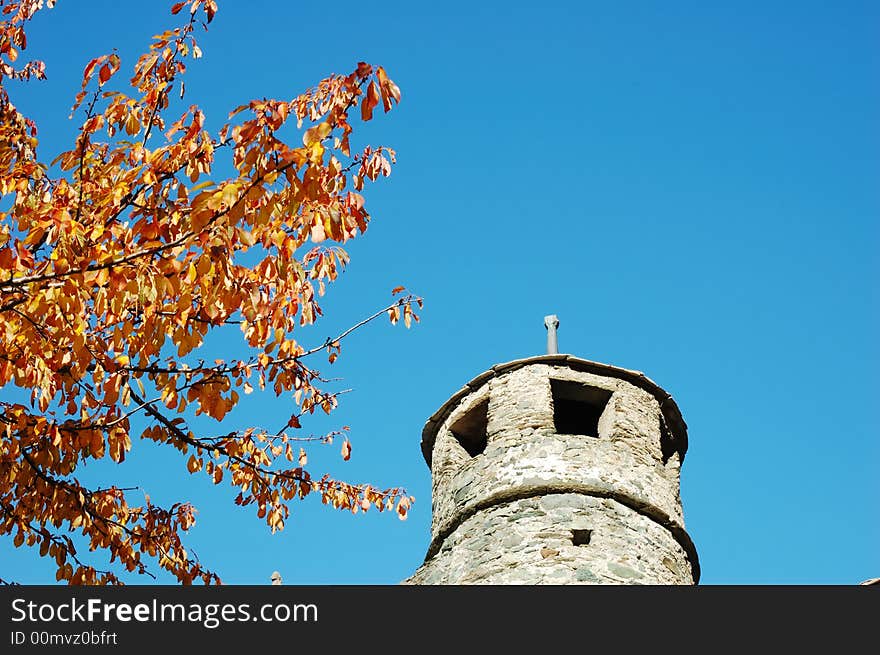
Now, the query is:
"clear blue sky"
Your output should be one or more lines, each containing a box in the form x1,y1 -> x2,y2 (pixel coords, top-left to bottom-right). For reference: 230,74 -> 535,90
3,0 -> 877,584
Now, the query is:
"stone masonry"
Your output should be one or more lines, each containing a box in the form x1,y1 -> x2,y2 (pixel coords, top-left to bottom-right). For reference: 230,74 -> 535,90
404,354 -> 699,585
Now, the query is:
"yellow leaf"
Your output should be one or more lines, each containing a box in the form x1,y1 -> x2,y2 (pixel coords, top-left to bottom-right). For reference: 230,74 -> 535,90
302,121 -> 332,146
237,227 -> 256,247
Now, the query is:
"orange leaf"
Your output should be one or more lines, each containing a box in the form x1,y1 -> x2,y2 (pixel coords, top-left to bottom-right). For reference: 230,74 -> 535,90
341,439 -> 351,461
82,56 -> 106,86
376,67 -> 400,112
361,81 -> 380,121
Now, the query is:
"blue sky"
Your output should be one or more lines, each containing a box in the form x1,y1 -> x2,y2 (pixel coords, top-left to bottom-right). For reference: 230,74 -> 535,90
2,0 -> 877,584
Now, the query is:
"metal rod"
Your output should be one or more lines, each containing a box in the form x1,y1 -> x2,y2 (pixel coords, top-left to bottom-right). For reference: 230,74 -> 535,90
544,314 -> 559,354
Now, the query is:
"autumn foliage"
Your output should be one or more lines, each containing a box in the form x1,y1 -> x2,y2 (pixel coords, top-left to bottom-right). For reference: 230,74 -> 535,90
0,0 -> 419,584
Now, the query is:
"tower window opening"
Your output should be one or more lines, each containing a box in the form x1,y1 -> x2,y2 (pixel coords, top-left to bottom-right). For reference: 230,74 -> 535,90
450,398 -> 489,457
550,379 -> 612,437
659,412 -> 677,465
571,529 -> 592,546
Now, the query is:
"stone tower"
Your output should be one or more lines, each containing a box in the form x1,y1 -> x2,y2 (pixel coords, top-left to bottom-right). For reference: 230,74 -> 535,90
406,326 -> 699,584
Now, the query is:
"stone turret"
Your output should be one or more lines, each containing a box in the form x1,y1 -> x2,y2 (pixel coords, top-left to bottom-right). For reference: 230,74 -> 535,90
405,347 -> 699,585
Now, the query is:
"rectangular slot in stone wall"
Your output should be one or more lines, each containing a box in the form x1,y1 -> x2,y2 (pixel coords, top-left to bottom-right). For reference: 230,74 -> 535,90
550,379 -> 612,437
450,398 -> 489,457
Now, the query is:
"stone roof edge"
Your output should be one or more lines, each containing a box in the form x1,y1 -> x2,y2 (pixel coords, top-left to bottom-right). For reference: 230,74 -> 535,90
420,354 -> 689,467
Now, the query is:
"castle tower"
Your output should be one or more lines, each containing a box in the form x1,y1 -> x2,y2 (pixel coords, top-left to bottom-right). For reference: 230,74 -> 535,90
406,319 -> 699,584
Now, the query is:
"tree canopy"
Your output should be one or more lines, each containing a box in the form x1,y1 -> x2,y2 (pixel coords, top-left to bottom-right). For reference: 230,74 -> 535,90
0,0 -> 418,585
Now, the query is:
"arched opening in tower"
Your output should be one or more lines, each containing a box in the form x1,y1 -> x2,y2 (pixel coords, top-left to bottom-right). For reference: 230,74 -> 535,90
550,379 -> 612,437
449,398 -> 489,457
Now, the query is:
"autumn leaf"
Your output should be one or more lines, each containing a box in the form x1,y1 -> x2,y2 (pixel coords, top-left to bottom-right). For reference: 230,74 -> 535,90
375,66 -> 401,112
361,81 -> 380,121
302,121 -> 332,146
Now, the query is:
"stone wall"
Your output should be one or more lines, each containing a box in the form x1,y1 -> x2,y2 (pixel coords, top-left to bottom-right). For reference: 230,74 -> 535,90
406,358 -> 698,585
406,493 -> 693,585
